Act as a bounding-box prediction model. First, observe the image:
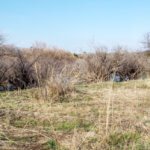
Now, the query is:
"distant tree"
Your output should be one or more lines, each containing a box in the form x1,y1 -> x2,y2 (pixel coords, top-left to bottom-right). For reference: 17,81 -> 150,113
0,34 -> 4,46
0,33 -> 4,47
142,32 -> 150,51
32,41 -> 47,50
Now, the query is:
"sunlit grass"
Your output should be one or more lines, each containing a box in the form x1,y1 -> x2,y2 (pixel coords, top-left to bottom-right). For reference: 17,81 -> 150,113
0,79 -> 150,149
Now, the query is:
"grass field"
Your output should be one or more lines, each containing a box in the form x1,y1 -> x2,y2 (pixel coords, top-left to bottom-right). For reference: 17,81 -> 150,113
0,79 -> 150,150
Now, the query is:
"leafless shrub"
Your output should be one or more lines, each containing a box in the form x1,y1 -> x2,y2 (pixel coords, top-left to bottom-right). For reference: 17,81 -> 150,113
111,49 -> 144,80
0,45 -> 76,90
8,50 -> 39,89
0,57 -> 14,87
31,48 -> 76,86
0,39 -> 17,88
78,47 -> 145,82
82,50 -> 112,82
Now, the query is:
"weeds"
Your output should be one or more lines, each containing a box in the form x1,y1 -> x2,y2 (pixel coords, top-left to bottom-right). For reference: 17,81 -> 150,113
0,79 -> 149,149
107,132 -> 141,149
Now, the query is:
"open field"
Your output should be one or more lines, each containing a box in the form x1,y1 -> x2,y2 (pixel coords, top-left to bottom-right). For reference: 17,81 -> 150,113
1,1 -> 150,150
0,79 -> 150,150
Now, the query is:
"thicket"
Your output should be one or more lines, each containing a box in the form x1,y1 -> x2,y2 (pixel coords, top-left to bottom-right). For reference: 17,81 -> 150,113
0,36 -> 149,97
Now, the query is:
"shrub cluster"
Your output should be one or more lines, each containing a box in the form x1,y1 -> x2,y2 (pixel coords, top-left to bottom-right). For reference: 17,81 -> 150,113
0,37 -> 149,98
76,49 -> 146,82
0,44 -> 76,92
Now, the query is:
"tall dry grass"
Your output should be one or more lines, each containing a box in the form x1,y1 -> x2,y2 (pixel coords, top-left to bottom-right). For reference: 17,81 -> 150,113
0,79 -> 150,149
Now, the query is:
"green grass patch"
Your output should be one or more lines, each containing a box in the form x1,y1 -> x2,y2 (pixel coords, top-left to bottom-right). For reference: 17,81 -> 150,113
107,132 -> 141,149
137,84 -> 150,89
44,140 -> 67,150
46,140 -> 58,149
0,133 -> 7,140
10,118 -> 38,128
54,119 -> 93,132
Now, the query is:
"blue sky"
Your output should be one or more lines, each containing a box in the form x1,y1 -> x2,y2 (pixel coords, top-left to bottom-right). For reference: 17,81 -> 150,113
0,0 -> 150,52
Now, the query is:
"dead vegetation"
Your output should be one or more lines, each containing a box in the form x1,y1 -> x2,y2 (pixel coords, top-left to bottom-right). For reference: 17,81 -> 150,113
0,33 -> 150,149
0,40 -> 149,101
0,34 -> 149,91
0,39 -> 77,97
0,79 -> 150,149
76,48 -> 145,82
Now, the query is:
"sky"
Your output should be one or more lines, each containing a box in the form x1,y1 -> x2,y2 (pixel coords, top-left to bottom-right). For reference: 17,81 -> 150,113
0,0 -> 150,53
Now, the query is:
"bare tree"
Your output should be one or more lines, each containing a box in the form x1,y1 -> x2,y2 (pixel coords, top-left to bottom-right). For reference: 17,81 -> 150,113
0,34 -> 4,46
142,32 -> 150,51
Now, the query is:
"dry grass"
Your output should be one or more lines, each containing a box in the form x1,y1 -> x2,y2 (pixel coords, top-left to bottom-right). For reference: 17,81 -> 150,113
0,79 -> 150,149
